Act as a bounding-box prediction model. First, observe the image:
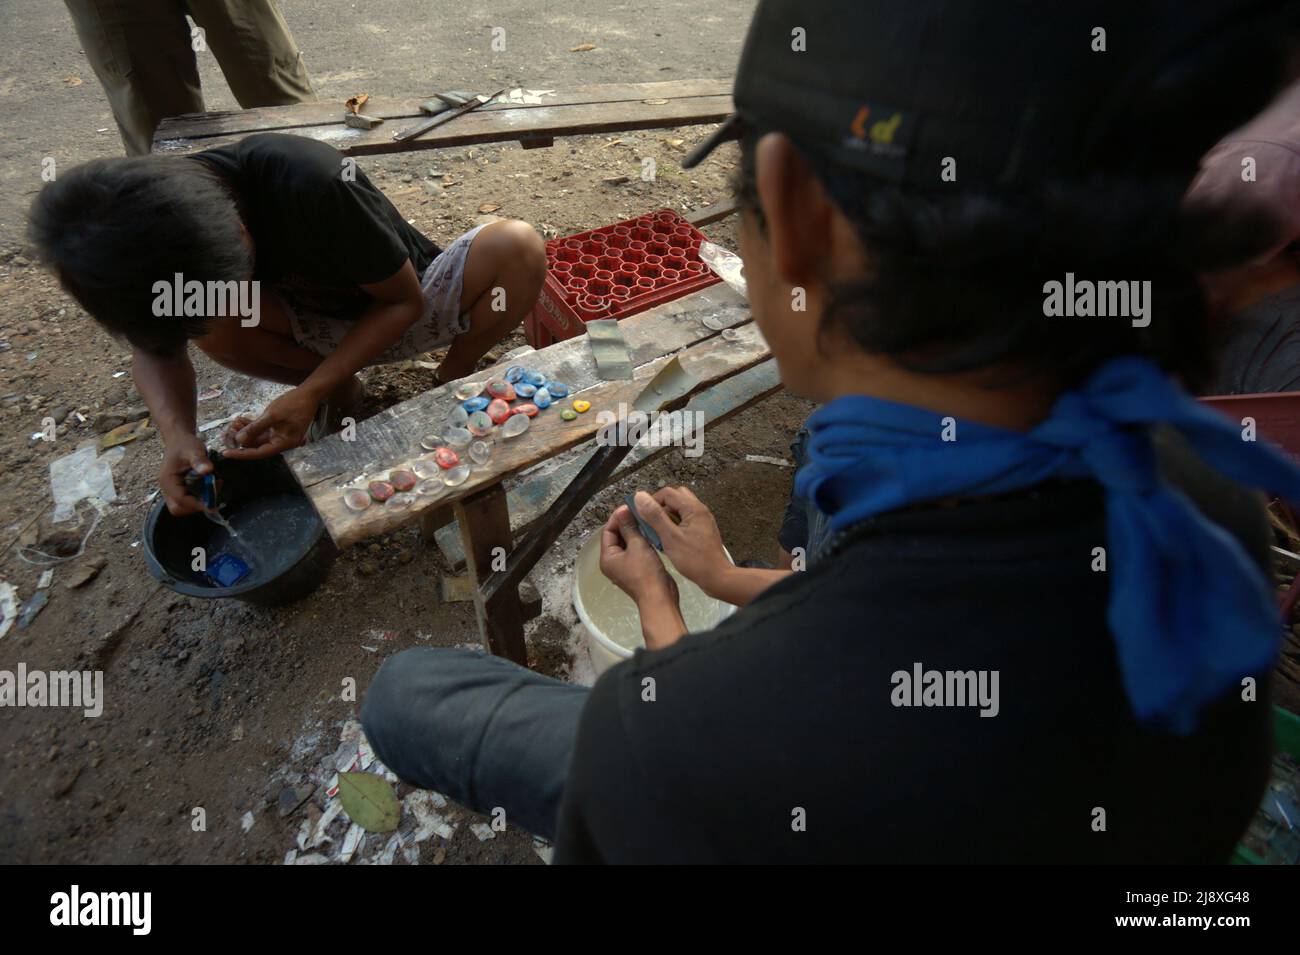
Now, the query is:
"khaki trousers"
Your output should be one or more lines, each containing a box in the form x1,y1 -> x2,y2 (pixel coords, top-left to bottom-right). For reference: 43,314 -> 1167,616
65,0 -> 316,155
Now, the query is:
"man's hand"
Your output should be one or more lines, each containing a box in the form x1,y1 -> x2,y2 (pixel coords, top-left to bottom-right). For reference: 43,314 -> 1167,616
600,505 -> 687,649
223,387 -> 320,460
160,434 -> 213,517
636,487 -> 731,595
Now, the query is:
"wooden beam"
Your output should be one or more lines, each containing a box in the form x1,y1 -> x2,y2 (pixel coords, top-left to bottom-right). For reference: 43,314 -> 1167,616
285,286 -> 751,549
433,360 -> 782,566
686,197 -> 739,227
153,79 -> 733,157
454,484 -> 527,663
299,318 -> 767,549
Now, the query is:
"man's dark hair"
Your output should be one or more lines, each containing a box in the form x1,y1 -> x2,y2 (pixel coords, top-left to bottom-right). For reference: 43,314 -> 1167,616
736,131 -> 1288,394
28,157 -> 251,356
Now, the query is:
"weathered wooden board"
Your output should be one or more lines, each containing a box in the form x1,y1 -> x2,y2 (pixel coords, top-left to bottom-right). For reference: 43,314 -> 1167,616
153,79 -> 732,157
434,359 -> 782,566
285,285 -> 755,547
287,283 -> 748,485
300,322 -> 768,549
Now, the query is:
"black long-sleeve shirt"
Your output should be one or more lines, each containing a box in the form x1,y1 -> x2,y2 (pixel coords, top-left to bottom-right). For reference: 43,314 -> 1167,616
555,442 -> 1275,863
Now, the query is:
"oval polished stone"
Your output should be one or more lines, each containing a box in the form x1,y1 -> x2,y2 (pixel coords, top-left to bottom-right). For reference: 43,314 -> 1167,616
560,409 -> 577,421
523,370 -> 546,386
511,402 -> 538,418
504,365 -> 525,383
416,479 -> 445,497
368,481 -> 395,502
546,382 -> 570,398
441,463 -> 471,486
389,469 -> 418,492
533,387 -> 552,409
412,457 -> 441,479
446,406 -> 470,428
467,411 -> 494,436
487,379 -> 516,401
344,488 -> 371,511
454,381 -> 486,401
461,396 -> 490,413
514,382 -> 537,399
501,413 -> 531,438
420,433 -> 445,451
469,440 -> 492,465
444,427 -> 472,450
486,398 -> 512,424
434,447 -> 460,469
572,400 -> 591,413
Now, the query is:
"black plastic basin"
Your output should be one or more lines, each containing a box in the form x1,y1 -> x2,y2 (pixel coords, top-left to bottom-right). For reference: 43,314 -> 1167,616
143,454 -> 337,606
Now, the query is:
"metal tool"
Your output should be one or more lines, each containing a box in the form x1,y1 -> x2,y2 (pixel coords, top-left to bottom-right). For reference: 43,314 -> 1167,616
393,88 -> 505,143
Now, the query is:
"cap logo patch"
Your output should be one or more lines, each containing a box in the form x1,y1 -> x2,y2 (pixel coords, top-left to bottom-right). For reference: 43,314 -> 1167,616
845,103 -> 911,159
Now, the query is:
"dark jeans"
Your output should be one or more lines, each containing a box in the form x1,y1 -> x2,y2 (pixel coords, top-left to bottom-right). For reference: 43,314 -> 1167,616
361,647 -> 589,841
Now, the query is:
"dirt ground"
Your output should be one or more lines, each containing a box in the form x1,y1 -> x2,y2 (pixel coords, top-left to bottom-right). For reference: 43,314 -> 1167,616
3,2 -> 1296,867
0,0 -> 817,864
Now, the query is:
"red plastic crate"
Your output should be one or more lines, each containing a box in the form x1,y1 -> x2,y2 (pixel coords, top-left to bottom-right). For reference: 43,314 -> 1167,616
525,208 -> 721,346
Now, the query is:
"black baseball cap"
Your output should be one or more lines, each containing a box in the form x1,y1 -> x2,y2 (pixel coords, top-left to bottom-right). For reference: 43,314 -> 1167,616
684,0 -> 1300,189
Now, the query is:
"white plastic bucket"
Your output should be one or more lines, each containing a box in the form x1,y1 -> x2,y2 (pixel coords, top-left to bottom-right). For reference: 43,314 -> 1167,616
572,529 -> 736,674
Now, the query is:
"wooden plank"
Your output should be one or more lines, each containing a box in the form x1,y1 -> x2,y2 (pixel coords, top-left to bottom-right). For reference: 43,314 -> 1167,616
453,484 -> 527,663
156,80 -> 730,141
286,283 -> 747,485
297,318 -> 768,549
434,359 -> 782,566
686,197 -> 740,227
154,84 -> 733,158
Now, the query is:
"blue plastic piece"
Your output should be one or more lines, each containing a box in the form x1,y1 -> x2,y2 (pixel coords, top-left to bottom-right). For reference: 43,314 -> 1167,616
462,396 -> 490,413
207,552 -> 250,587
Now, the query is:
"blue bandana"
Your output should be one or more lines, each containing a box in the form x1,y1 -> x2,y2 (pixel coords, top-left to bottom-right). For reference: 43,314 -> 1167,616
794,356 -> 1300,733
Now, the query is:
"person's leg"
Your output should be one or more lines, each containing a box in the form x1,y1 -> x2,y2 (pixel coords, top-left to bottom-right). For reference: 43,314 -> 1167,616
192,292 -> 362,407
361,648 -> 589,841
64,0 -> 203,156
436,220 -> 547,382
186,0 -> 316,106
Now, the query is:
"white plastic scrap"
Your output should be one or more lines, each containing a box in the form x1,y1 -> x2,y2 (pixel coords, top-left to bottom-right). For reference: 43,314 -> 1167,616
404,790 -> 454,842
0,582 -> 18,641
241,811 -> 255,833
470,822 -> 496,842
699,241 -> 748,298
49,442 -> 125,522
338,823 -> 364,863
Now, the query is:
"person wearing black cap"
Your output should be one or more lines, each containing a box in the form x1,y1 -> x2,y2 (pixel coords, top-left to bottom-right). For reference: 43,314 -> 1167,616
362,0 -> 1300,863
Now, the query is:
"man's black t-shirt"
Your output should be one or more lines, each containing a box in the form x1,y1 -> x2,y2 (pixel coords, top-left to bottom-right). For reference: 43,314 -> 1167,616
190,133 -> 441,321
555,442 -> 1276,863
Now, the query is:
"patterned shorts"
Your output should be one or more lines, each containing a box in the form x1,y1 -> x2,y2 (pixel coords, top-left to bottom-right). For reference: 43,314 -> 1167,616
282,224 -> 487,364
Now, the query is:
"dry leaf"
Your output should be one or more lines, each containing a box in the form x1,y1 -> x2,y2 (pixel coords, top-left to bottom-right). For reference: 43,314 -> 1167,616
344,93 -> 370,114
600,139 -> 623,149
478,203 -> 500,213
570,43 -> 597,52
63,76 -> 83,87
98,417 -> 152,450
337,772 -> 400,833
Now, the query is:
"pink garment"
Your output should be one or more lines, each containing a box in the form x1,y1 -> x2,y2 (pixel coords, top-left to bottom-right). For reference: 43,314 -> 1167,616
1186,79 -> 1300,263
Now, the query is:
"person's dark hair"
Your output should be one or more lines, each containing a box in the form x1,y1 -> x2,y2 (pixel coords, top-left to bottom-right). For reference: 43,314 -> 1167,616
27,157 -> 251,356
735,129 -> 1289,393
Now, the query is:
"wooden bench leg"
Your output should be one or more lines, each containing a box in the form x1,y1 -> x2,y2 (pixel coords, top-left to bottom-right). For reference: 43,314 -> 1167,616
453,484 -> 527,664
419,504 -> 453,543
